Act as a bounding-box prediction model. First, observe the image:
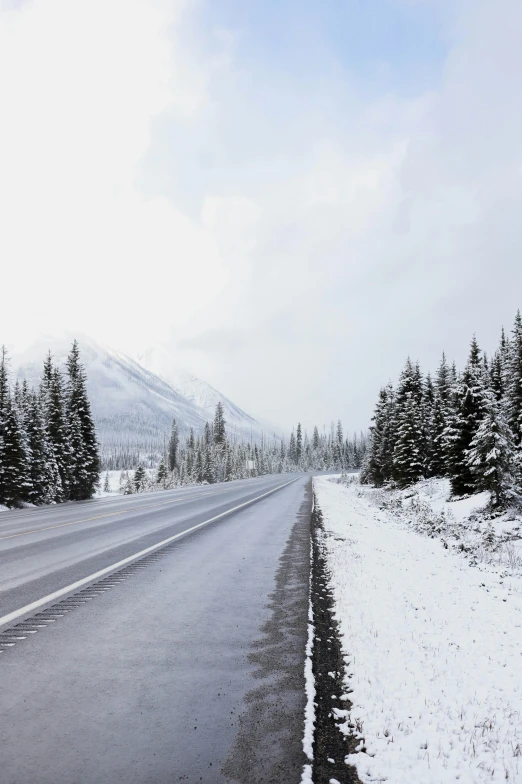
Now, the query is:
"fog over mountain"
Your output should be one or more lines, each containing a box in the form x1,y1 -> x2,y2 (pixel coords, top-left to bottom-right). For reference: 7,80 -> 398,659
10,334 -> 274,466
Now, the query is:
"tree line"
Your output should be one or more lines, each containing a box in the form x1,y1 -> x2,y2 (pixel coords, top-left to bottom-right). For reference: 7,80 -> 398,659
362,311 -> 522,506
114,403 -> 367,493
0,342 -> 99,508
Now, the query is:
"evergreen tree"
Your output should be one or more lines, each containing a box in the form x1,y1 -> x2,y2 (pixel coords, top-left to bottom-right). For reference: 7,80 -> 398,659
429,353 -> 453,477
204,422 -> 212,446
506,311 -> 522,481
168,418 -> 179,471
46,367 -> 72,499
213,402 -> 226,446
0,347 -> 30,507
446,337 -> 486,496
467,387 -> 514,507
156,458 -> 167,487
364,387 -> 389,486
25,391 -> 58,503
422,373 -> 436,477
224,446 -> 234,481
66,341 -> 100,500
134,464 -> 146,492
296,423 -> 303,465
288,431 -> 296,464
392,359 -> 425,487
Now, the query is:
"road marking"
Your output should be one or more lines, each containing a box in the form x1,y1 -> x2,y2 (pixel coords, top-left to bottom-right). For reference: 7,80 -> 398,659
0,478 -> 298,629
0,488 -> 230,543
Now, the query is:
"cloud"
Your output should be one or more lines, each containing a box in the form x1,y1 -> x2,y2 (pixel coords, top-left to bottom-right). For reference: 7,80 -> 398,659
0,0 -> 225,350
1,0 -> 522,433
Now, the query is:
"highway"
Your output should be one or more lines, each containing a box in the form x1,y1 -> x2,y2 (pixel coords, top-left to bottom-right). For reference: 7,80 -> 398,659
0,475 -> 311,783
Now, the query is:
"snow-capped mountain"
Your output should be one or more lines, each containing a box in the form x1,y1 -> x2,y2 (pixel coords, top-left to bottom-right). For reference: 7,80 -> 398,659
9,333 -> 272,461
135,346 -> 260,431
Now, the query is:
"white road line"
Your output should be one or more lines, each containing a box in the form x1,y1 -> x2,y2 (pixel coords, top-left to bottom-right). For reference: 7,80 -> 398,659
0,478 -> 298,629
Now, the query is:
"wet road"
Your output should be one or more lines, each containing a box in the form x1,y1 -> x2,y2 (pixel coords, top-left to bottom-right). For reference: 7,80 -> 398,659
0,475 -> 311,783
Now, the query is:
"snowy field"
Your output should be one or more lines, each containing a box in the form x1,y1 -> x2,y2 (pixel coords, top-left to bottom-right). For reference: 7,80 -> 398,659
314,475 -> 522,783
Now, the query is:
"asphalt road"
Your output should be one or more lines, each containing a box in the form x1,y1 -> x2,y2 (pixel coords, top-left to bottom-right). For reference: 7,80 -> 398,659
0,475 -> 311,783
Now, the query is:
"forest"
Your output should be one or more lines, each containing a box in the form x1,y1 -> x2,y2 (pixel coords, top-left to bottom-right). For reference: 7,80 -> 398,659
362,311 -> 522,507
0,342 -> 99,508
112,408 -> 367,494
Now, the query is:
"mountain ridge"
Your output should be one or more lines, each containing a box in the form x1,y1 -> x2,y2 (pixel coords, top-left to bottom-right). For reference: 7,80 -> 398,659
10,333 -> 275,465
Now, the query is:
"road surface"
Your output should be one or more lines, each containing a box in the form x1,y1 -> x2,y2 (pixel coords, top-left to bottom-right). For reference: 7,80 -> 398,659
0,475 -> 311,783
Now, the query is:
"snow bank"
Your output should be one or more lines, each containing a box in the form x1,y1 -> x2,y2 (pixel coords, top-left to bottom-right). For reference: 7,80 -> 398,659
364,477 -> 522,575
314,476 -> 522,784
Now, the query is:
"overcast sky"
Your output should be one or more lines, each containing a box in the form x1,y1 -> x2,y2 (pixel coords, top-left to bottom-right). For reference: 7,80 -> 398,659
1,0 -> 521,433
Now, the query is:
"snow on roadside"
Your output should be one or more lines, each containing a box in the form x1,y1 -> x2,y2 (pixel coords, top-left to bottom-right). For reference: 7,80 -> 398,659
370,477 -> 522,576
314,475 -> 522,784
300,577 -> 315,784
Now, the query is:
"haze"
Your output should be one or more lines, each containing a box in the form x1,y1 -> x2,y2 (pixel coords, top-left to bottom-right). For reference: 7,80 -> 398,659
1,0 -> 521,432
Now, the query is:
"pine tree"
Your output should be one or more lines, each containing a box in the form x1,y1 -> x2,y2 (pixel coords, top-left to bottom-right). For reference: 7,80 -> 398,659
392,359 -> 425,487
506,311 -> 522,483
156,458 -> 167,486
0,347 -> 30,507
467,387 -> 514,507
446,337 -> 486,496
46,367 -> 72,499
168,418 -> 179,471
288,431 -> 296,465
204,422 -> 212,446
103,472 -> 111,493
364,387 -> 388,486
203,446 -> 214,483
134,464 -> 146,492
194,446 -> 204,483
430,353 -> 453,477
24,391 -> 57,503
213,402 -> 226,446
224,446 -> 234,481
296,423 -> 303,465
422,373 -> 436,477
312,426 -> 320,450
66,341 -> 100,500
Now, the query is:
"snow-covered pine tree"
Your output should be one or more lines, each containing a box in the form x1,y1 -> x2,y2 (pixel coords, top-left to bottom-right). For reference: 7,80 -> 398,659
0,347 -> 31,507
506,311 -> 522,485
288,431 -> 296,465
194,446 -> 204,483
446,336 -> 487,497
156,458 -> 167,487
66,341 -> 100,500
391,359 -> 425,487
377,382 -> 396,483
363,387 -> 388,486
296,423 -> 303,466
23,391 -> 54,504
168,418 -> 179,471
429,353 -> 452,477
213,402 -> 226,446
134,464 -> 146,492
204,422 -> 212,446
224,446 -> 234,482
422,373 -> 436,477
46,366 -> 72,500
466,386 -> 514,507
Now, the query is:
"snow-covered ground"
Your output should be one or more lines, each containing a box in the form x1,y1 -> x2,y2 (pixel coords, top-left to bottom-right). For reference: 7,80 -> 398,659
95,469 -> 157,497
314,475 -> 522,783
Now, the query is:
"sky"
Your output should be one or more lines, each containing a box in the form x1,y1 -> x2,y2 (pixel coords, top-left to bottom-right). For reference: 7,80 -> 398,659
1,0 -> 522,433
